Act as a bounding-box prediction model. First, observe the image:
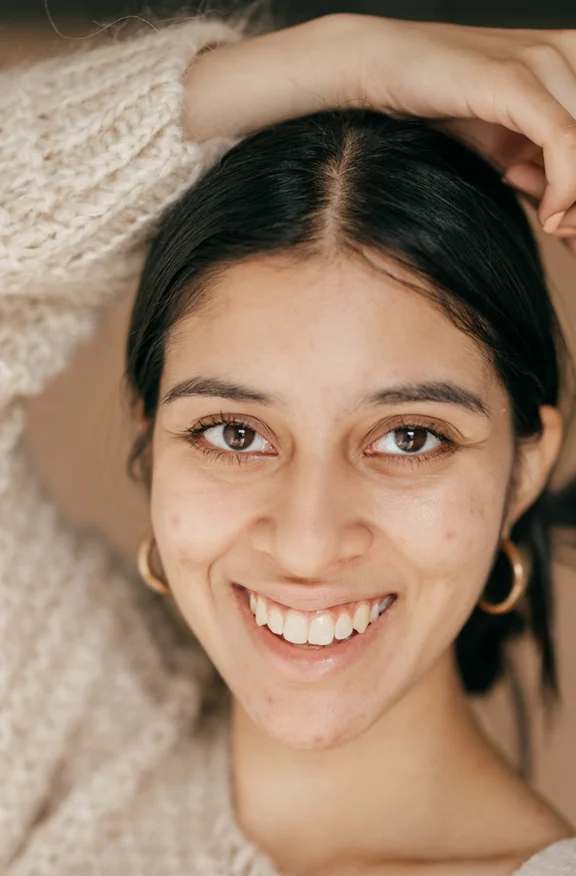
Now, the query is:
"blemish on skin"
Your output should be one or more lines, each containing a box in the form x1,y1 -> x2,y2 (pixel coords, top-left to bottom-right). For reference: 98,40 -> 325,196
446,530 -> 456,541
170,513 -> 181,528
469,494 -> 487,520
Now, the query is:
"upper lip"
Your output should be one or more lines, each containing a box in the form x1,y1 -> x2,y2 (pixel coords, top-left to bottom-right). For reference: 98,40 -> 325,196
235,582 -> 394,613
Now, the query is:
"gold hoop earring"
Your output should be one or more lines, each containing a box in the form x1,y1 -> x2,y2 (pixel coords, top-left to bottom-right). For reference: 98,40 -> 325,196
137,531 -> 170,595
478,538 -> 526,615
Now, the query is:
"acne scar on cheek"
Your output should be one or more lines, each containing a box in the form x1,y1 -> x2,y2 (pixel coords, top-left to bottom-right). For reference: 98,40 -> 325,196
469,495 -> 487,519
445,530 -> 456,541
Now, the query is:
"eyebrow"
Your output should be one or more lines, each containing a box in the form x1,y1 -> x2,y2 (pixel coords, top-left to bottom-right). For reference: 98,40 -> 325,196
361,382 -> 489,416
161,376 -> 489,416
161,377 -> 282,406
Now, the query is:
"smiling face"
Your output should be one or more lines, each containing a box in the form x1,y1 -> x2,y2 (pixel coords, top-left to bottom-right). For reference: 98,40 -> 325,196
149,250 -> 555,749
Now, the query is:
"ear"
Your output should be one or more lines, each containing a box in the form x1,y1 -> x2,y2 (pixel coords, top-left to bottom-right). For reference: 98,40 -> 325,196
505,405 -> 563,532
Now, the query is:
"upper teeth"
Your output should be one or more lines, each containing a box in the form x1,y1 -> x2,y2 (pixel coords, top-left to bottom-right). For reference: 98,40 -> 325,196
248,590 -> 394,646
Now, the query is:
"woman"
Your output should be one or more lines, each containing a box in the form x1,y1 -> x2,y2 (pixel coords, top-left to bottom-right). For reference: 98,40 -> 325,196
1,11 -> 576,875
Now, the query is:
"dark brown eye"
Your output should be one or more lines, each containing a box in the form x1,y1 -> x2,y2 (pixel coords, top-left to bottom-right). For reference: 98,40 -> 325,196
371,426 -> 442,456
196,420 -> 268,454
393,428 -> 428,453
222,423 -> 257,450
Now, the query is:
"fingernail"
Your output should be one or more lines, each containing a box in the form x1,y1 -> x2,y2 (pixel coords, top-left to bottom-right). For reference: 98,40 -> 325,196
543,211 -> 566,234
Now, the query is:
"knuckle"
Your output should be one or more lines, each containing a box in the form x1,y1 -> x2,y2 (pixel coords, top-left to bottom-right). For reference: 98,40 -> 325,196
518,42 -> 563,69
555,126 -> 576,149
494,56 -> 532,85
554,29 -> 576,50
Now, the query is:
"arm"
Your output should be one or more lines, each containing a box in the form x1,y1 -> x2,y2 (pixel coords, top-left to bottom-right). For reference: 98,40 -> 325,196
0,18 -> 244,304
185,15 -> 576,239
0,18 -> 246,865
0,14 -> 245,512
0,17 -> 249,425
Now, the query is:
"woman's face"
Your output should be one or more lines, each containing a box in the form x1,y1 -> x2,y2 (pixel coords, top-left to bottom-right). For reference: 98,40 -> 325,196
150,251 -> 548,750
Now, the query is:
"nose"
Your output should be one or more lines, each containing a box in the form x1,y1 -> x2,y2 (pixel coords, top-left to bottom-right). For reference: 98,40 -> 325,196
251,458 -> 373,580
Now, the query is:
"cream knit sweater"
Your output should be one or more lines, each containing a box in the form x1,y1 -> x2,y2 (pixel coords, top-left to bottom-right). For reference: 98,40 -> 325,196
0,16 -> 575,876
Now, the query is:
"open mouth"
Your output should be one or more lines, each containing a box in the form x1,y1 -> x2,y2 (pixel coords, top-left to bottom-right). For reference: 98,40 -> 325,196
234,584 -> 397,650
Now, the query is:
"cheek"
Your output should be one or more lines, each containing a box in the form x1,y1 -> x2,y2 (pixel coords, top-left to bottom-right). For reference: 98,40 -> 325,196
375,463 -> 510,620
149,444 -> 257,574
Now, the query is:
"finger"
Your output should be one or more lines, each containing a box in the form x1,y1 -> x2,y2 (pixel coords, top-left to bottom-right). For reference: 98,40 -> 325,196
552,31 -> 576,83
492,63 -> 576,223
522,44 -> 576,219
526,44 -> 576,119
503,160 -> 546,199
503,160 -> 576,229
439,118 -> 530,171
528,148 -> 545,170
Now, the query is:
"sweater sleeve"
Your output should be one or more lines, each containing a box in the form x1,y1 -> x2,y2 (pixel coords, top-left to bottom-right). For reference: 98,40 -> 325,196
0,16 -> 245,415
513,838 -> 576,874
0,18 -> 243,301
0,19 -> 244,870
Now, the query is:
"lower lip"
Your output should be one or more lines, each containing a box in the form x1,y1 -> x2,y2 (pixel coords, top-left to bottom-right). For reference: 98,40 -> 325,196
231,584 -> 397,682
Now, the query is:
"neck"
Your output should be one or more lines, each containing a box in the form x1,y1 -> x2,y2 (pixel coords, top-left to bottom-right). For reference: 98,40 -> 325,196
230,651 -> 517,873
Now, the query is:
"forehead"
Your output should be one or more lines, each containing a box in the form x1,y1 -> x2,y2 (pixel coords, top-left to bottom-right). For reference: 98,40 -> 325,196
165,252 -> 494,399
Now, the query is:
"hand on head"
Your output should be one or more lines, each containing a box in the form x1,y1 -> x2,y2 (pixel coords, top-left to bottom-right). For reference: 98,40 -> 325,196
186,15 -> 576,251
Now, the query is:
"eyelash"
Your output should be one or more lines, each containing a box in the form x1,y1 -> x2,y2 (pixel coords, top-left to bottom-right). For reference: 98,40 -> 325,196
181,413 -> 457,469
183,414 -> 268,467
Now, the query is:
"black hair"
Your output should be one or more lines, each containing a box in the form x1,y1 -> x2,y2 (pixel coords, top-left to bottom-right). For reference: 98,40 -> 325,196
126,108 -> 576,703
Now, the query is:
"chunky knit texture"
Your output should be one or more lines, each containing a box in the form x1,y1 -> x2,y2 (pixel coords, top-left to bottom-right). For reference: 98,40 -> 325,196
0,17 -> 575,875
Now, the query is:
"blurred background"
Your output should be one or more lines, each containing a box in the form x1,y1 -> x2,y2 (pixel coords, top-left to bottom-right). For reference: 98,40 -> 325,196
1,0 -> 576,25
2,0 -> 576,829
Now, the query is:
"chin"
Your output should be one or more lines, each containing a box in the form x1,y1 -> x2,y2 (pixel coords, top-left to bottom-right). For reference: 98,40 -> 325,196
240,687 -> 388,751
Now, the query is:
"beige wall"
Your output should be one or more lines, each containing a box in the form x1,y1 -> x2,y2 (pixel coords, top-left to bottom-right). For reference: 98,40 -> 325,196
6,21 -> 576,824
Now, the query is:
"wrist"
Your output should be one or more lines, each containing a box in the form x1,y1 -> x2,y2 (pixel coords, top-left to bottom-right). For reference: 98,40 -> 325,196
182,14 -> 375,142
